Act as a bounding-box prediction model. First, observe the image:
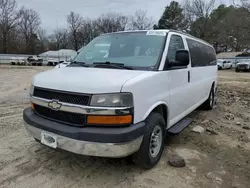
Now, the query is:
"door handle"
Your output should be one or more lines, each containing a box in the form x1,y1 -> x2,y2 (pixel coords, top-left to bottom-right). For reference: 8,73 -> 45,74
188,71 -> 190,83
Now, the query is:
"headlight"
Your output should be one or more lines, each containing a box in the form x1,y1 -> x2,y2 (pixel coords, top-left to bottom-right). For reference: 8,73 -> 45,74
30,84 -> 34,95
90,93 -> 133,107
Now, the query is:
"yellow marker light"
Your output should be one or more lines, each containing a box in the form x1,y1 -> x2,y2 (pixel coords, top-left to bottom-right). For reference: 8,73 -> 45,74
31,103 -> 35,110
87,115 -> 132,125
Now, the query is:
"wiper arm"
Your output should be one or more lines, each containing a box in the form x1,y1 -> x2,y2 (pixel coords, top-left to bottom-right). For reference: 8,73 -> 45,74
93,61 -> 133,70
68,61 -> 90,67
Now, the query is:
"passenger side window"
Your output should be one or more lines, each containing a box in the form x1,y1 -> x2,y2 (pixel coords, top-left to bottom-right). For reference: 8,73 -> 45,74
167,35 -> 184,61
186,38 -> 216,67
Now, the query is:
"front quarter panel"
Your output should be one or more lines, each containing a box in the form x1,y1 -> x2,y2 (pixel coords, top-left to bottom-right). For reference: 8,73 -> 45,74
121,71 -> 170,124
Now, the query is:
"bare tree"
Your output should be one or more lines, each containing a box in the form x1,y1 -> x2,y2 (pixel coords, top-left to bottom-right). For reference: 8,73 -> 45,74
0,0 -> 19,53
67,11 -> 83,51
19,7 -> 41,54
234,0 -> 250,12
241,0 -> 250,11
80,19 -> 100,45
97,13 -> 128,33
129,10 -> 154,30
37,28 -> 49,52
185,0 -> 215,18
185,0 -> 215,39
50,29 -> 68,50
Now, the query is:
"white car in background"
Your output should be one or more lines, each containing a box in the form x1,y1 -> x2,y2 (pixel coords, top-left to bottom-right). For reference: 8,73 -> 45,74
10,57 -> 27,65
54,48 -> 83,68
54,61 -> 71,68
217,59 -> 232,70
47,58 -> 61,66
235,60 -> 250,72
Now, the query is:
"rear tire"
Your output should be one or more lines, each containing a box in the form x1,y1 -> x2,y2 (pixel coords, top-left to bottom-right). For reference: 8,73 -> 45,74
201,85 -> 215,110
132,112 -> 166,169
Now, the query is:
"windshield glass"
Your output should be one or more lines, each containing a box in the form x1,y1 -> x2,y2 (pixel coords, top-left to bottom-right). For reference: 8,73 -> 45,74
72,31 -> 166,69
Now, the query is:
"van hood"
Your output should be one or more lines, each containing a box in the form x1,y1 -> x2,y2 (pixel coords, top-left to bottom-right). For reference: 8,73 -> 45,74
32,67 -> 146,93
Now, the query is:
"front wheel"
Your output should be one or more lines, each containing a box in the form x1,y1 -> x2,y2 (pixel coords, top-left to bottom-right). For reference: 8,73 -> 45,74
132,112 -> 166,169
236,68 -> 239,72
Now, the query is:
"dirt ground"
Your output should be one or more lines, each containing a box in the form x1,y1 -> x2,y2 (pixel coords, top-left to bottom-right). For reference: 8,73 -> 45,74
0,65 -> 249,188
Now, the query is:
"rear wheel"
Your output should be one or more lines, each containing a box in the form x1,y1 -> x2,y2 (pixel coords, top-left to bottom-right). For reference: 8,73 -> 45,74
132,112 -> 166,169
201,85 -> 215,110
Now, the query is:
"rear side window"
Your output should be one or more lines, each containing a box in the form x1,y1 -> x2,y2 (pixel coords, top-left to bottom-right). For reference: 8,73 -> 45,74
186,38 -> 216,67
167,35 -> 184,61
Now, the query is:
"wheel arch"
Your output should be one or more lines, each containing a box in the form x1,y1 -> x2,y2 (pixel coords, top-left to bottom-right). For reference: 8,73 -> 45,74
142,102 -> 169,127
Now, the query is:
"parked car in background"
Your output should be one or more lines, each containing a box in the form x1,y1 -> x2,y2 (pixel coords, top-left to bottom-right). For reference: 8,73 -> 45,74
54,61 -> 71,68
10,57 -> 18,65
9,57 -> 26,65
27,56 -> 43,66
217,59 -> 232,70
235,60 -> 250,72
23,30 -> 217,169
54,51 -> 80,68
47,58 -> 63,66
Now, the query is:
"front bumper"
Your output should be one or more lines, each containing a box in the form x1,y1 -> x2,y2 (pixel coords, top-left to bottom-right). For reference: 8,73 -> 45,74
23,108 -> 145,158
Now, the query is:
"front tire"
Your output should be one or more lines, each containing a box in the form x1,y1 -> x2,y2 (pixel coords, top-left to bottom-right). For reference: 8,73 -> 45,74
201,85 -> 215,110
132,112 -> 166,169
236,68 -> 239,72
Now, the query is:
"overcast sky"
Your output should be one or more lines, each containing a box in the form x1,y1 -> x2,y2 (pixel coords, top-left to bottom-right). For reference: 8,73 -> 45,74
17,0 -> 231,34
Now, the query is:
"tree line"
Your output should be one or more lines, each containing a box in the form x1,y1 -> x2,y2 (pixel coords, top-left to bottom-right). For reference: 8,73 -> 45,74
0,0 -> 249,55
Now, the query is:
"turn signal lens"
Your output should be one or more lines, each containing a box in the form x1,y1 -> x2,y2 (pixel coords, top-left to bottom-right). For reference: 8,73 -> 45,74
87,115 -> 132,125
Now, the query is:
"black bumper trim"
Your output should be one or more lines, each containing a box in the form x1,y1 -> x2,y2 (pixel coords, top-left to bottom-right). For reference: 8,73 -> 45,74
23,107 -> 145,143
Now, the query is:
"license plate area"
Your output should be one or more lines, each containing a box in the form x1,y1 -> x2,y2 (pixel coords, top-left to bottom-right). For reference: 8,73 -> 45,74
41,131 -> 57,148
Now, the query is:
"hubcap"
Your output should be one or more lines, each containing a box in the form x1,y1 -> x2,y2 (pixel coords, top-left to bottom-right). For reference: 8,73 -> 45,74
149,125 -> 163,158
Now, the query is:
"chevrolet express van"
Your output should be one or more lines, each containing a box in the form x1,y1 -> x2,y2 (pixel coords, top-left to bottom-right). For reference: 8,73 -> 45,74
23,30 -> 217,169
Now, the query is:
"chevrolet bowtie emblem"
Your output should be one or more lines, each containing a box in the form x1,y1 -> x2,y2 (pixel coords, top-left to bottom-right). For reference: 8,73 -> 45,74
48,100 -> 62,111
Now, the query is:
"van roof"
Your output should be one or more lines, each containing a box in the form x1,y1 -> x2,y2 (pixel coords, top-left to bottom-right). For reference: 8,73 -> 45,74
103,29 -> 212,47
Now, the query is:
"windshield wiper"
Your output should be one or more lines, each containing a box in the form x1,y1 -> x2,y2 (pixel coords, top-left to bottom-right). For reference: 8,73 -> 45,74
68,61 -> 90,67
93,61 -> 133,70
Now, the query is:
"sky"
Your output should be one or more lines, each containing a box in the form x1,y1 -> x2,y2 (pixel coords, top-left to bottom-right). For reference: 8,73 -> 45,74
17,0 -> 231,34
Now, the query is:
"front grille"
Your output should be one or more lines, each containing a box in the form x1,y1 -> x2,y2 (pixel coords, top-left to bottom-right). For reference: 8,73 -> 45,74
238,64 -> 248,69
33,87 -> 90,106
34,104 -> 86,126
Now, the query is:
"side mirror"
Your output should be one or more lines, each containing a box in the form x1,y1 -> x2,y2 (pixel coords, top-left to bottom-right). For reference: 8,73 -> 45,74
167,49 -> 189,68
174,49 -> 190,66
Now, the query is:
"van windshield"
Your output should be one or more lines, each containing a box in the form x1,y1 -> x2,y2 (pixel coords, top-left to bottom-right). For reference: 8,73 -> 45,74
72,31 -> 166,70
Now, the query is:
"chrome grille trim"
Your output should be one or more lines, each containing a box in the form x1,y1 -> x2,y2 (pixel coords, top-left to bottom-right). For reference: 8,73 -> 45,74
30,96 -> 133,115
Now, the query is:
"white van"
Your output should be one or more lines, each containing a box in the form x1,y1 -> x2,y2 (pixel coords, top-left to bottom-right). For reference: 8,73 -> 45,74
23,30 -> 217,169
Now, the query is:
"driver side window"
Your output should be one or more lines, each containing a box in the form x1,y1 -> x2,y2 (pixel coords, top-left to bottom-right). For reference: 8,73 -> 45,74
167,35 -> 184,61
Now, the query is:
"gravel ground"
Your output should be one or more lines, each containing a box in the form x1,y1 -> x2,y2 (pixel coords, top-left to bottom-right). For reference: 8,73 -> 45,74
0,65 -> 249,188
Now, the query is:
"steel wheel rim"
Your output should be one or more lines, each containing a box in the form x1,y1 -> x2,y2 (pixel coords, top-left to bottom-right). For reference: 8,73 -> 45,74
149,125 -> 162,158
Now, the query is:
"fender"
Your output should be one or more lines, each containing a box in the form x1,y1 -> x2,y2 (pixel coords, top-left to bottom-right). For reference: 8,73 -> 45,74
142,101 -> 170,128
